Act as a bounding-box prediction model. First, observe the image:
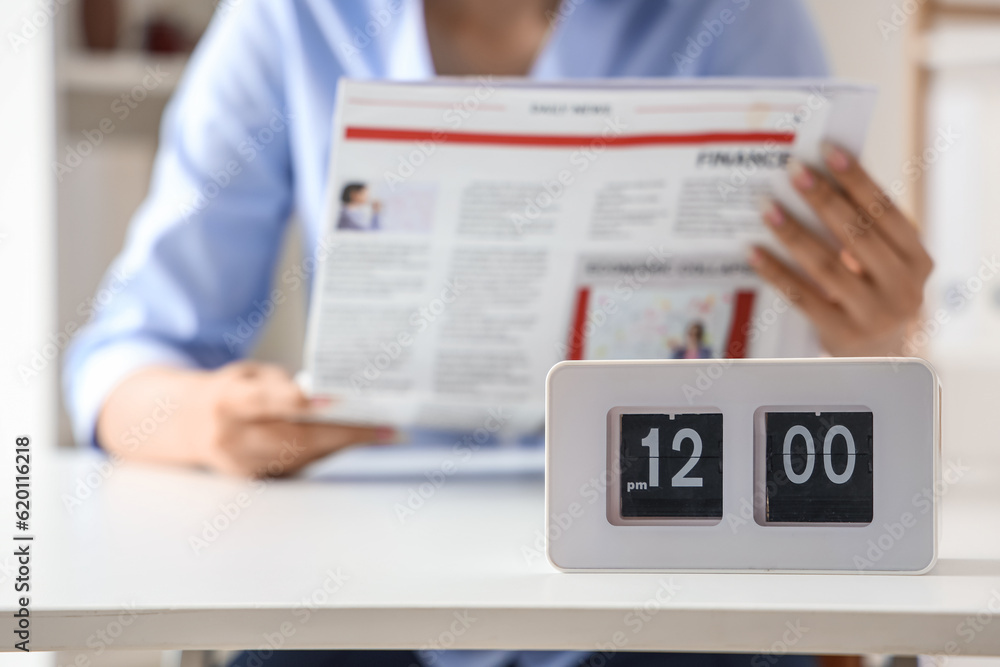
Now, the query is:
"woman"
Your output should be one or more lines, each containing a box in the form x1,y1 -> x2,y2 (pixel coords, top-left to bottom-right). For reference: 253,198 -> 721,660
672,321 -> 713,360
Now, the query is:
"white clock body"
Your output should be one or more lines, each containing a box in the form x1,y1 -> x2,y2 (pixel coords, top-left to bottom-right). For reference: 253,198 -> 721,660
545,358 -> 940,573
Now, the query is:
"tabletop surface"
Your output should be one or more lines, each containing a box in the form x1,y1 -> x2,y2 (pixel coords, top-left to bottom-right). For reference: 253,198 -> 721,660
17,364 -> 1000,656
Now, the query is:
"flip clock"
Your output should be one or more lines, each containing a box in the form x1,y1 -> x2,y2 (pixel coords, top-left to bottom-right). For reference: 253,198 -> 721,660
545,358 -> 940,573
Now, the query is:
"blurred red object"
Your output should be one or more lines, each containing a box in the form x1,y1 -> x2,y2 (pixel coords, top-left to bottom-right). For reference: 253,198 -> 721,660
81,0 -> 119,51
143,16 -> 193,54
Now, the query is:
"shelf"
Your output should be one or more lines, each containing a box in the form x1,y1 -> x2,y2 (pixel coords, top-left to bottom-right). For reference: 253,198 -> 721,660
934,0 -> 1000,16
919,23 -> 1000,68
58,51 -> 188,96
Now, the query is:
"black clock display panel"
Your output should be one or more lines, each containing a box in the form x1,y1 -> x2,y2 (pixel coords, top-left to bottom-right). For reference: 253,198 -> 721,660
619,413 -> 723,519
763,411 -> 874,524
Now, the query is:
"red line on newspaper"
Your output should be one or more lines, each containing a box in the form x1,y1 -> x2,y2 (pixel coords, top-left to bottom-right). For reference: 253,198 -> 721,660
567,288 -> 591,361
344,127 -> 795,147
347,98 -> 507,111
723,290 -> 756,359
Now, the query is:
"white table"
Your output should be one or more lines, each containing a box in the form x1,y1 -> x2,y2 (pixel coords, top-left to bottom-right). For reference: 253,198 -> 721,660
21,364 -> 1000,656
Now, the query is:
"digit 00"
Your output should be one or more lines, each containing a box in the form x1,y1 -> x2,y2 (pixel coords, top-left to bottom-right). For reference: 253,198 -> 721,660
782,424 -> 855,485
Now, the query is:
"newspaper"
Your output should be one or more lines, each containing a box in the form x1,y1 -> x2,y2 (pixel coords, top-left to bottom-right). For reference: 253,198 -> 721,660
299,78 -> 877,435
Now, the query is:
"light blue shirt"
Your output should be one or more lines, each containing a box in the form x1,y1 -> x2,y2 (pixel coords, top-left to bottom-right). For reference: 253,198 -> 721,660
64,1 -> 826,664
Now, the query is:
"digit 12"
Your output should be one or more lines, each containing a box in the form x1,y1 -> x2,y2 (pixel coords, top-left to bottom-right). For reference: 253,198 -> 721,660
640,427 -> 704,488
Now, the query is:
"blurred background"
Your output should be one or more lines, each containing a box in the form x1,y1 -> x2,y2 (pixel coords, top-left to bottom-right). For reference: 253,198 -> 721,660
3,0 -> 999,448
2,1 -> 1000,666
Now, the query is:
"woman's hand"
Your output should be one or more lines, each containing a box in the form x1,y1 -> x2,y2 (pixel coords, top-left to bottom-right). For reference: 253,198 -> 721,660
750,142 -> 934,357
97,361 -> 396,477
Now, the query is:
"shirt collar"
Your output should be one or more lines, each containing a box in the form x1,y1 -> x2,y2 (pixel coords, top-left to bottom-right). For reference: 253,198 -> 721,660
385,0 -> 435,80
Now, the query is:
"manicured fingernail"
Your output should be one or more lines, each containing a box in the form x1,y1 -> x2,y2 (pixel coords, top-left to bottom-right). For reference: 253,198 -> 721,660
759,199 -> 784,227
747,247 -> 762,267
822,141 -> 850,172
788,158 -> 815,190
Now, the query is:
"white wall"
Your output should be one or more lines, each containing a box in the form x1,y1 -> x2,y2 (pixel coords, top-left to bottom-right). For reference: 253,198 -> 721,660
805,0 -> 911,205
0,1 -> 58,449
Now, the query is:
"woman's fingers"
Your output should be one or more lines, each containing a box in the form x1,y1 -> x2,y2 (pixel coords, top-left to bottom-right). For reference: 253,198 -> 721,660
216,421 -> 397,477
303,422 -> 397,454
820,141 -> 933,276
759,201 -> 879,325
752,146 -> 935,357
787,159 -> 908,292
747,246 -> 849,336
216,364 -> 310,421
